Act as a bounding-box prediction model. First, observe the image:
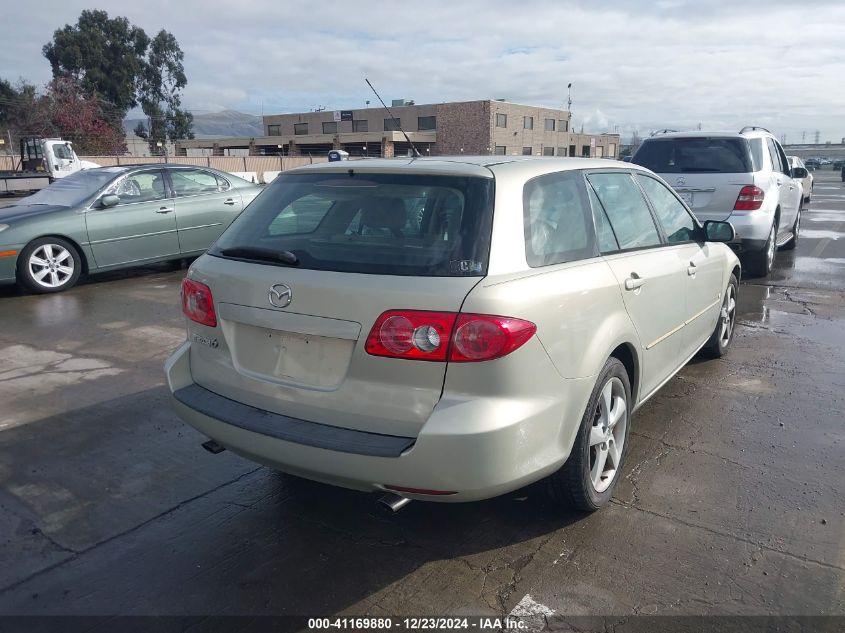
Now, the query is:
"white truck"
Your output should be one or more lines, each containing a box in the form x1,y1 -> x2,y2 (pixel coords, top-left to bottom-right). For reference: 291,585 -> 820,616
0,137 -> 100,194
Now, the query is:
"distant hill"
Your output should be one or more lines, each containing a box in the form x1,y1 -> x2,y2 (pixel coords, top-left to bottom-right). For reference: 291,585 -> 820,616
124,110 -> 264,139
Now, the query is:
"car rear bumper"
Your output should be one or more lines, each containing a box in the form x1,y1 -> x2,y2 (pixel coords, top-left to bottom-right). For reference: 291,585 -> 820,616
725,211 -> 775,247
165,341 -> 595,502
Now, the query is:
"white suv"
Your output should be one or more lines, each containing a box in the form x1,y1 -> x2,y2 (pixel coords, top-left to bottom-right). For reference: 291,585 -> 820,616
633,128 -> 803,276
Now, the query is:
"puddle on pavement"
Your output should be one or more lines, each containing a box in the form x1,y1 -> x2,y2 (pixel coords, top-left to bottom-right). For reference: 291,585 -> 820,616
799,229 -> 845,240
737,284 -> 845,349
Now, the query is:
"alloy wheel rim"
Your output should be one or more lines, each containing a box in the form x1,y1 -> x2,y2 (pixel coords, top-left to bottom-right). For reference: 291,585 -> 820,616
719,284 -> 736,346
589,377 -> 627,493
28,244 -> 74,289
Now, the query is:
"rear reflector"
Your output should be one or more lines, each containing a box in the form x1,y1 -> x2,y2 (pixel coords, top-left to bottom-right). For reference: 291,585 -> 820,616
0,250 -> 17,258
181,278 -> 217,327
734,185 -> 765,211
365,310 -> 536,362
384,485 -> 458,496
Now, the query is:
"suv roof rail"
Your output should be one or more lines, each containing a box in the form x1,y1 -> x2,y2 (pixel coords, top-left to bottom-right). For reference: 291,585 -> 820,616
650,129 -> 679,137
739,126 -> 772,134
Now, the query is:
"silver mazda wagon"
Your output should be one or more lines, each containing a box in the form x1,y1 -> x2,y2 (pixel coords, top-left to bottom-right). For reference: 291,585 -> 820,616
166,156 -> 740,511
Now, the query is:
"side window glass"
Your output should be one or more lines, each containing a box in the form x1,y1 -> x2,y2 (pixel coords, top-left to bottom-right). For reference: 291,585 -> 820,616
774,142 -> 791,176
588,186 -> 619,253
109,171 -> 167,205
766,139 -> 782,173
522,171 -> 596,267
636,175 -> 697,243
586,172 -> 661,250
53,144 -> 73,160
171,169 -> 223,197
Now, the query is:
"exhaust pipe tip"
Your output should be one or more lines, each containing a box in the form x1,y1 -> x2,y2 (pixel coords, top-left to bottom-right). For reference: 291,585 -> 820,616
378,492 -> 411,513
201,439 -> 226,454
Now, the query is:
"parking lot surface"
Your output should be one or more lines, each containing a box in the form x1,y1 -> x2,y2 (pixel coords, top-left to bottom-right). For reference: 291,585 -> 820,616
0,171 -> 843,621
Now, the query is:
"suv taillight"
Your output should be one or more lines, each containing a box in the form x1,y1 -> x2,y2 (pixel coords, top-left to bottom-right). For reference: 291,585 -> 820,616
364,310 -> 536,362
734,185 -> 765,211
181,278 -> 217,327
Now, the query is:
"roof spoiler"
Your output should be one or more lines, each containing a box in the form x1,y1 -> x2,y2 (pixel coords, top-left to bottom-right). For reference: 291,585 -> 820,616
650,129 -> 679,137
739,126 -> 771,134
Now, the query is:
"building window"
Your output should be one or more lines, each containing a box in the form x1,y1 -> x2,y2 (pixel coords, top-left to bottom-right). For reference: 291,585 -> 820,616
524,116 -> 534,130
417,116 -> 436,131
384,118 -> 401,131
569,144 -> 576,156
557,147 -> 567,156
267,124 -> 280,136
352,119 -> 368,132
494,146 -> 507,155
496,113 -> 507,128
582,145 -> 591,157
559,120 -> 569,132
522,147 -> 533,155
608,143 -> 617,158
544,118 -> 555,132
294,123 -> 308,135
322,121 -> 338,134
543,147 -> 555,156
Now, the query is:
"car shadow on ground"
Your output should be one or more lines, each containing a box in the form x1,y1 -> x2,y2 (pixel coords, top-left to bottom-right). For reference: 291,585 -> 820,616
0,386 -> 588,616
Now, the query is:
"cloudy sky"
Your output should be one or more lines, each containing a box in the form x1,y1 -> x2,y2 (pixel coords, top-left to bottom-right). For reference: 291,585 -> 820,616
2,0 -> 843,143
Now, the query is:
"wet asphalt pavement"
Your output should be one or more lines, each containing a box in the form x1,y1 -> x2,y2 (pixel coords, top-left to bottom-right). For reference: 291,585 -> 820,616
0,170 -> 843,625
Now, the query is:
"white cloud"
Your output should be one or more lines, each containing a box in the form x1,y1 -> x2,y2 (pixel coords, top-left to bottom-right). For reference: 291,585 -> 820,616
1,0 -> 843,143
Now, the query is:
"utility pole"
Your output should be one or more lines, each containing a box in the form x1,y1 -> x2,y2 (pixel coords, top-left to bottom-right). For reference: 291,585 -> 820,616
815,130 -> 820,144
802,131 -> 806,143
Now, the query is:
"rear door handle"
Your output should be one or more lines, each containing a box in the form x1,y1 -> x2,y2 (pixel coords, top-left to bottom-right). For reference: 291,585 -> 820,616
156,206 -> 174,214
223,198 -> 236,206
688,263 -> 697,276
624,275 -> 645,291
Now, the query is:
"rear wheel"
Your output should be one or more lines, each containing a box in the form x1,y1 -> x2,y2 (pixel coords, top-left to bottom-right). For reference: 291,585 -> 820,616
545,357 -> 631,512
17,237 -> 82,294
745,222 -> 776,277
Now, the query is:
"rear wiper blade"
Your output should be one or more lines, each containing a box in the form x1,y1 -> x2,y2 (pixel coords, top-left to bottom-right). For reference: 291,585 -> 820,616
219,246 -> 299,266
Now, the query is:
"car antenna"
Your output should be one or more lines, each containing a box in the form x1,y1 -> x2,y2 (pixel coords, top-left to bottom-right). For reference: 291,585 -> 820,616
365,78 -> 421,158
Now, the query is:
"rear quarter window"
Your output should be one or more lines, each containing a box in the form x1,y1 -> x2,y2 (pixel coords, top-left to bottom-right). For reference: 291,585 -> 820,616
633,138 -> 752,174
211,172 -> 494,277
523,170 -> 596,267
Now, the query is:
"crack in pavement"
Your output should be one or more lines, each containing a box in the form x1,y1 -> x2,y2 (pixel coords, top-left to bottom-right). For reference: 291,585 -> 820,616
0,466 -> 264,595
609,499 -> 845,573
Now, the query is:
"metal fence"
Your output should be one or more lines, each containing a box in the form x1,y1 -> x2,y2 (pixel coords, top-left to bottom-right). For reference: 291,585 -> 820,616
0,154 -> 328,184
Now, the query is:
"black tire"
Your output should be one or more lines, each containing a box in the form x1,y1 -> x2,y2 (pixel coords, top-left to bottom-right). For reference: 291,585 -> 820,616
745,221 -> 776,277
781,207 -> 800,251
703,273 -> 738,358
17,237 -> 82,294
545,357 -> 632,512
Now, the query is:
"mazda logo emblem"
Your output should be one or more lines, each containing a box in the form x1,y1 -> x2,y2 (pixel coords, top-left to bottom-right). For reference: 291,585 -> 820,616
268,283 -> 292,308
675,176 -> 686,186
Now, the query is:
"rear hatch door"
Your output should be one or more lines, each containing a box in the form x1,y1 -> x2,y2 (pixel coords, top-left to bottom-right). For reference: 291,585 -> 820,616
187,168 -> 494,439
633,137 -> 754,221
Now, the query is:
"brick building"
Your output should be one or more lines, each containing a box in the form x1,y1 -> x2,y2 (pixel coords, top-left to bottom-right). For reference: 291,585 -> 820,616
175,99 -> 620,160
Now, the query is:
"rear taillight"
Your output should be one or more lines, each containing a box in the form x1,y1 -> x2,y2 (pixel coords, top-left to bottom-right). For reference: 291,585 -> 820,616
450,314 -> 537,362
181,278 -> 217,327
364,310 -> 536,362
365,310 -> 457,361
733,185 -> 765,211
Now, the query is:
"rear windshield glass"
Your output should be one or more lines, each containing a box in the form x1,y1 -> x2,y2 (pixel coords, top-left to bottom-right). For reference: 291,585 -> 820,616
210,172 -> 495,276
633,138 -> 752,174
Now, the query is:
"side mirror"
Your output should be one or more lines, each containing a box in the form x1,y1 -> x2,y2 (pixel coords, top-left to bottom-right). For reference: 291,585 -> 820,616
791,167 -> 808,179
100,194 -> 120,208
704,220 -> 735,243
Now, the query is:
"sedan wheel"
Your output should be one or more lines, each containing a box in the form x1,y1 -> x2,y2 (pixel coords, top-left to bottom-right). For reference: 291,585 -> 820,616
704,273 -> 738,358
545,357 -> 631,511
588,377 -> 628,493
18,238 -> 82,293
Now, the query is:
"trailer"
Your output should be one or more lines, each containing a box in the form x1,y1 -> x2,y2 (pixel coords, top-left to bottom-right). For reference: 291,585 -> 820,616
0,137 -> 99,194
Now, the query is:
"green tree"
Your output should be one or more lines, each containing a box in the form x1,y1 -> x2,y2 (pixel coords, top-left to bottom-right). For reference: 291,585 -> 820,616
42,9 -> 193,144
